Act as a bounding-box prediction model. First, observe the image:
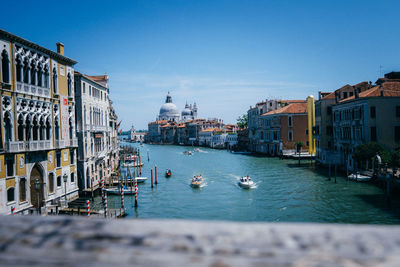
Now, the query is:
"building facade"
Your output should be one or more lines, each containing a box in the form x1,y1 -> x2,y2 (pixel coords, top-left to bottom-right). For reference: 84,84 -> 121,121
0,29 -> 79,214
74,72 -> 117,191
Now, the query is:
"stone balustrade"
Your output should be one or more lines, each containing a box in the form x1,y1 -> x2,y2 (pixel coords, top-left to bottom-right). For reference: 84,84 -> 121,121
0,216 -> 400,266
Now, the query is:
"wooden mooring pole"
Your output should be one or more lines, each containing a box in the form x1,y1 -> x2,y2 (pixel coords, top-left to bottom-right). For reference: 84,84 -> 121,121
155,165 -> 158,185
151,168 -> 154,188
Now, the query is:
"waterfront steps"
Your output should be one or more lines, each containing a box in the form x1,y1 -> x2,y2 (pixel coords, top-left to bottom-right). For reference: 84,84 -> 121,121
0,216 -> 400,266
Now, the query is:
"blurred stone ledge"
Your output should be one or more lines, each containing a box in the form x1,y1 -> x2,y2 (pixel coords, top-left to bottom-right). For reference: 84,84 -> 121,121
0,216 -> 400,266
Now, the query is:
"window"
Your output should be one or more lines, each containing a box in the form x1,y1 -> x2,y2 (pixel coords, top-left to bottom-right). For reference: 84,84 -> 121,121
1,49 -> 10,83
288,130 -> 293,141
19,178 -> 26,202
56,152 -> 61,167
343,92 -> 348,99
260,131 -> 264,140
71,173 -> 75,183
67,73 -> 72,96
396,106 -> 400,117
70,150 -> 74,164
395,126 -> 400,142
52,67 -> 58,94
57,176 -> 62,187
288,116 -> 292,127
7,187 -> 15,203
83,82 -> 86,94
6,157 -> 14,177
327,106 -> 332,115
371,126 -> 377,142
16,56 -> 22,82
326,126 -> 333,136
89,85 -> 92,96
370,106 -> 376,118
49,173 -> 54,193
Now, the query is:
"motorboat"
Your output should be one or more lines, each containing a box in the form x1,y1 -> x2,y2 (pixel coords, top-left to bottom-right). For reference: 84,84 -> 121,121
104,186 -> 136,195
348,173 -> 371,182
122,161 -> 144,168
135,177 -> 147,183
191,175 -> 204,188
238,176 -> 254,188
183,151 -> 193,155
165,169 -> 172,177
194,148 -> 200,152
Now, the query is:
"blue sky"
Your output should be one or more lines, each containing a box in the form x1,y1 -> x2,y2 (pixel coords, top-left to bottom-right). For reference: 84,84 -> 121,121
2,0 -> 400,129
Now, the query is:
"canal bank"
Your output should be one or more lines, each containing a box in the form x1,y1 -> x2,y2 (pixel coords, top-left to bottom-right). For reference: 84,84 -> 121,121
108,142 -> 400,224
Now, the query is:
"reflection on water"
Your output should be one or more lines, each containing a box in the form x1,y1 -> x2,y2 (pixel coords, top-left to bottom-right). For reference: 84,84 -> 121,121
107,142 -> 400,224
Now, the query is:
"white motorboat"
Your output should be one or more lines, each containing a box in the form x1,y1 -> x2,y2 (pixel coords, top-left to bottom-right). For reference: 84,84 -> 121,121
348,173 -> 371,182
183,151 -> 193,155
122,161 -> 144,168
194,148 -> 200,152
135,177 -> 147,183
191,175 -> 204,188
239,176 -> 254,188
104,187 -> 136,195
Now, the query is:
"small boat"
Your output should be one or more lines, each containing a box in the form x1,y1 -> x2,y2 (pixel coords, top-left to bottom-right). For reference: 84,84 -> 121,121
165,169 -> 172,177
183,151 -> 193,155
348,173 -> 371,182
105,187 -> 136,195
122,162 -> 144,168
238,176 -> 254,188
135,177 -> 147,183
191,175 -> 204,188
194,148 -> 200,152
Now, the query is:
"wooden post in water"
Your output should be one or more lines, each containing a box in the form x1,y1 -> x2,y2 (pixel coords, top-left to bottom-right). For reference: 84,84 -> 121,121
151,168 -> 154,188
334,164 -> 337,183
155,165 -> 158,184
139,155 -> 142,175
135,179 -> 138,207
328,163 -> 331,181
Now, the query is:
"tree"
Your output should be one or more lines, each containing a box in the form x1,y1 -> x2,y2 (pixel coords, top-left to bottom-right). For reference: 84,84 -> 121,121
237,114 -> 248,129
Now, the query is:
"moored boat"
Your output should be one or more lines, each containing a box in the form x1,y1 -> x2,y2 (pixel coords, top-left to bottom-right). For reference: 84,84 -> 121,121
348,173 -> 371,182
105,187 -> 136,195
238,176 -> 254,188
191,175 -> 203,188
135,177 -> 147,183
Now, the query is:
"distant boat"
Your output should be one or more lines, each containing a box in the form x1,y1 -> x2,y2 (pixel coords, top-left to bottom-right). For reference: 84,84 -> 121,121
194,148 -> 200,152
183,151 -> 193,155
231,151 -> 252,155
238,176 -> 254,188
105,187 -> 136,195
348,173 -> 371,182
165,169 -> 172,177
191,175 -> 204,188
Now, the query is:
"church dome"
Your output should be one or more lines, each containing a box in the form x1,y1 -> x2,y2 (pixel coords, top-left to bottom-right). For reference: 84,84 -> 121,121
160,103 -> 179,116
181,108 -> 192,116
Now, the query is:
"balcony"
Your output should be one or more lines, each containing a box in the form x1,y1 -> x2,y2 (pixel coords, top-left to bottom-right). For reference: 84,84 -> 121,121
86,124 -> 108,132
55,140 -> 66,149
68,138 -> 78,147
16,82 -> 51,98
5,141 -> 25,152
27,140 -> 52,151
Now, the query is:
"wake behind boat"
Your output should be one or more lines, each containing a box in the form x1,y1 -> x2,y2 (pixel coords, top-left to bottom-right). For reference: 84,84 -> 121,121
191,175 -> 204,188
238,176 -> 254,188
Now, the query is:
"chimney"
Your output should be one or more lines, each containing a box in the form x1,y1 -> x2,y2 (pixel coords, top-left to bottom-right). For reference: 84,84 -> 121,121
56,42 -> 64,56
354,89 -> 359,99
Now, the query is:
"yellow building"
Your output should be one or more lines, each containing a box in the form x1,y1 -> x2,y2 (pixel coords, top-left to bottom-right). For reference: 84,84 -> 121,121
0,29 -> 79,214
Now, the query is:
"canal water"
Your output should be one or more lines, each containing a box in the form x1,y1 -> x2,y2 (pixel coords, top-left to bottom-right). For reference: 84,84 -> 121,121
109,142 -> 400,224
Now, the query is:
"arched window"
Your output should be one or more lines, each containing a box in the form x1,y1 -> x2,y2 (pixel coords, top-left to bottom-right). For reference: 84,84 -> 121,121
55,117 -> 60,140
25,115 -> 31,141
30,60 -> 36,85
46,118 -> 51,140
32,116 -> 39,140
4,112 -> 12,142
19,178 -> 26,202
7,188 -> 15,202
49,173 -> 54,193
23,58 -> 30,84
1,49 -> 10,83
52,67 -> 57,94
39,117 -> 45,140
84,106 -> 86,125
16,56 -> 23,82
71,172 -> 75,183
90,107 -> 92,125
44,65 -> 49,88
67,73 -> 72,96
37,63 -> 43,87
17,114 -> 24,141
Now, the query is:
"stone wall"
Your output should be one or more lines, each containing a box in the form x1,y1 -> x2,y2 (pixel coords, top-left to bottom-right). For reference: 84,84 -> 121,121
1,216 -> 400,266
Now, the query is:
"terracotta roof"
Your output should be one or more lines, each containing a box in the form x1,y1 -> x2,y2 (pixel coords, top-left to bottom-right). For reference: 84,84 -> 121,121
322,92 -> 335,99
200,128 -> 225,133
262,102 -> 308,116
280,100 -> 306,104
160,124 -> 171,128
339,82 -> 400,102
149,120 -> 167,125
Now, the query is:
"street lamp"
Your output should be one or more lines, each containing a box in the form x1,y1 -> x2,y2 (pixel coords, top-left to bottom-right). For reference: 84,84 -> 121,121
63,174 -> 68,206
34,179 -> 40,215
